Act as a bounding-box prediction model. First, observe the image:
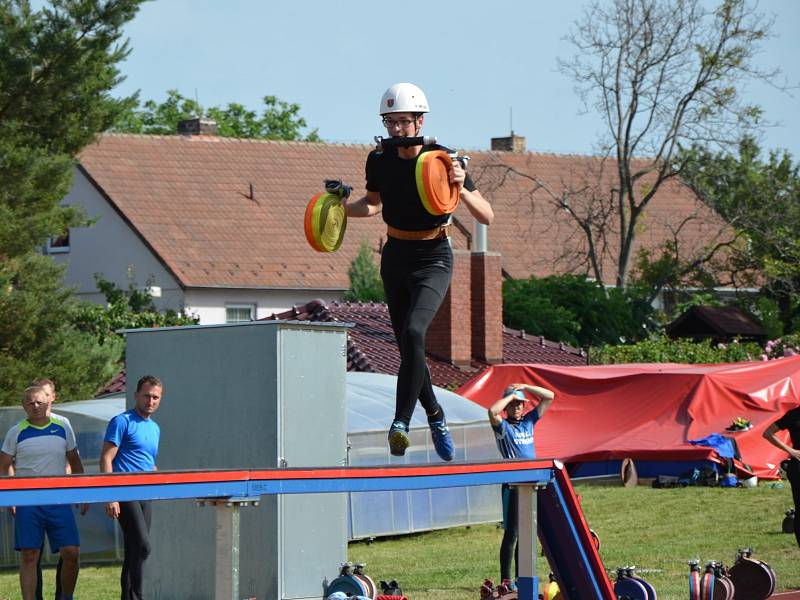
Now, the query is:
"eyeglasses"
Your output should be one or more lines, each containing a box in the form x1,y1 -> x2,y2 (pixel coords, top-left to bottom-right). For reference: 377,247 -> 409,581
382,117 -> 415,129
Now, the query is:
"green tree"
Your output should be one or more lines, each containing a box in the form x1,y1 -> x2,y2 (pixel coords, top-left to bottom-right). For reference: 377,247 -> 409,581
343,241 -> 384,302
503,274 -> 654,348
751,296 -> 785,340
628,239 -> 732,308
671,293 -> 722,317
0,256 -> 124,405
680,138 -> 800,331
71,275 -> 198,346
112,89 -> 320,141
1,0 -> 141,255
0,0 -> 144,404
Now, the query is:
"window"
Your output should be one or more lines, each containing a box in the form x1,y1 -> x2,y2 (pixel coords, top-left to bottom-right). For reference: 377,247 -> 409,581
226,304 -> 255,323
46,230 -> 70,254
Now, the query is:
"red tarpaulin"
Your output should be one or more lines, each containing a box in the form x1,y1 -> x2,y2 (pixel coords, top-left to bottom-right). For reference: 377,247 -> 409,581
456,356 -> 800,480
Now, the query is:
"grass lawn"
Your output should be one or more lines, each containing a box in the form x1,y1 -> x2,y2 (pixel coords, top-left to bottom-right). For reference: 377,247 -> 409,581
0,483 -> 796,600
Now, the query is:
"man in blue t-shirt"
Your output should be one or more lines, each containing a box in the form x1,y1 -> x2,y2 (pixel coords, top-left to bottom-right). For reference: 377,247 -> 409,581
488,383 -> 555,588
100,375 -> 162,600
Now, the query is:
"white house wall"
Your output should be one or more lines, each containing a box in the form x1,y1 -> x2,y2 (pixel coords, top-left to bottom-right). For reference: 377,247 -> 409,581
54,169 -> 347,325
183,288 -> 345,324
52,169 -> 184,311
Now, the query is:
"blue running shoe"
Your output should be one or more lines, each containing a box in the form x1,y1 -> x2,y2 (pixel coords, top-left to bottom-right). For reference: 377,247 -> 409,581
429,418 -> 454,461
388,420 -> 410,456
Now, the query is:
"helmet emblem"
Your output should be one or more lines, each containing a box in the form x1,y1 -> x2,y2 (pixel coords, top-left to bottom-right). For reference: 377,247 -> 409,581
387,99 -> 394,108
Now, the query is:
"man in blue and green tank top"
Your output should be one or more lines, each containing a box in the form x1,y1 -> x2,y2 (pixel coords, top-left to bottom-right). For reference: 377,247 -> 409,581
0,385 -> 87,600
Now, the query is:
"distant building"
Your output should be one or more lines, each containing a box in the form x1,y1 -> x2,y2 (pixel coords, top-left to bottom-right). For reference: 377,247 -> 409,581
51,121 -> 724,325
666,305 -> 768,343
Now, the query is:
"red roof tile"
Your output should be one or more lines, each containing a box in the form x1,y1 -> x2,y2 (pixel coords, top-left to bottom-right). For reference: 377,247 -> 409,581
466,151 -> 727,282
97,299 -> 587,396
263,299 -> 587,390
96,368 -> 126,397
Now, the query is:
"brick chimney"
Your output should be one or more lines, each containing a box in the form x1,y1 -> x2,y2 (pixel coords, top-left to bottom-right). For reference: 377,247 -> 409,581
177,117 -> 218,136
426,250 -> 472,367
491,131 -> 526,153
471,251 -> 503,363
426,247 -> 504,367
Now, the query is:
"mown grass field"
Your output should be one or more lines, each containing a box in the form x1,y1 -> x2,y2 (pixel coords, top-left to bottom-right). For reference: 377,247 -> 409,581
1,483 -> 797,599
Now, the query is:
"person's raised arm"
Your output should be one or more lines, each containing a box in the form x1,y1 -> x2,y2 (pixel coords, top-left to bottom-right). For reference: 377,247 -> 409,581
488,385 -> 523,428
461,189 -> 494,225
524,385 -> 555,419
763,423 -> 800,460
451,162 -> 493,225
345,191 -> 382,218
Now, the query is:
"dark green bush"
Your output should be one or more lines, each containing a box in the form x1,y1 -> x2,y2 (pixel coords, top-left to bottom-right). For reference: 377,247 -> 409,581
503,274 -> 654,348
590,335 -> 762,365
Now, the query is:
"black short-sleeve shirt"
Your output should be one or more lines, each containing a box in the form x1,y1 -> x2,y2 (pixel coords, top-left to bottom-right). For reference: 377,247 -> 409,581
775,405 -> 800,449
365,143 -> 476,231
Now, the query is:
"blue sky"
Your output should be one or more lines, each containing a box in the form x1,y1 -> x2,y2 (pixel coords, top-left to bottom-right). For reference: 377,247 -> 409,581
114,0 -> 800,157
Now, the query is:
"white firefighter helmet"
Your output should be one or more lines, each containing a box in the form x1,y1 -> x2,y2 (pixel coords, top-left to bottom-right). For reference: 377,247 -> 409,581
379,82 -> 430,115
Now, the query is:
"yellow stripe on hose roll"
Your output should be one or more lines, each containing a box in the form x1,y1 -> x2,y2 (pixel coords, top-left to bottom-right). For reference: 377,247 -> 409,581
416,152 -> 438,216
319,195 -> 346,252
310,192 -> 327,250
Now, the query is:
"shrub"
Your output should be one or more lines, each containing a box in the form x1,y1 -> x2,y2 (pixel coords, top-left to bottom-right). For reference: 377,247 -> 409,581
590,335 -> 762,365
503,275 -> 654,348
344,241 -> 384,303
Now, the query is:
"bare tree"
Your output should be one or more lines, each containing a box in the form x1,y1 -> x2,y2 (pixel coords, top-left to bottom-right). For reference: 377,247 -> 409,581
472,149 -> 733,301
554,0 -> 779,288
473,155 -> 616,281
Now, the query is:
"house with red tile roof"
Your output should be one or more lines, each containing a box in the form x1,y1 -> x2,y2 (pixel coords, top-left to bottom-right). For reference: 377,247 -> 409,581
52,125 -> 727,325
70,125 -> 737,394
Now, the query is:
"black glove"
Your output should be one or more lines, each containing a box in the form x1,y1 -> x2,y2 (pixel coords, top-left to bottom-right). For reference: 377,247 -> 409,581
324,179 -> 352,200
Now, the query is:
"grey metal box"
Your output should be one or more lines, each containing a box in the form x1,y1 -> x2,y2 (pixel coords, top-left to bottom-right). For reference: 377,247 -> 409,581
124,321 -> 349,600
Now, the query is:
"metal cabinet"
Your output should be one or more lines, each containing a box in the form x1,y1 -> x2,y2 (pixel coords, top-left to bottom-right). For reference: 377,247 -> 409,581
124,321 -> 349,600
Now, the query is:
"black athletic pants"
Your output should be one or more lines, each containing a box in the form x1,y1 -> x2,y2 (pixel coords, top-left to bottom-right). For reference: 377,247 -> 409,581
500,484 -> 519,581
118,500 -> 152,600
380,237 -> 452,424
788,459 -> 800,548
